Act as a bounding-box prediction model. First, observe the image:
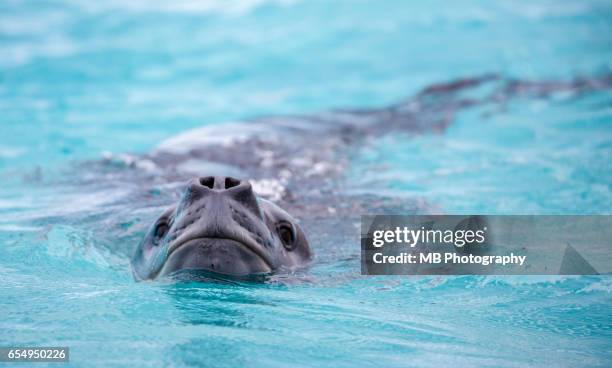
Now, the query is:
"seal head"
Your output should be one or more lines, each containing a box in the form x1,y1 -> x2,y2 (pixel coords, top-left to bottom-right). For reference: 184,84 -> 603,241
131,176 -> 311,281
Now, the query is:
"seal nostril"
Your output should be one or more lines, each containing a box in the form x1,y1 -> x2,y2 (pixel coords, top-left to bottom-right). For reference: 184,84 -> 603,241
199,176 -> 214,189
225,177 -> 240,189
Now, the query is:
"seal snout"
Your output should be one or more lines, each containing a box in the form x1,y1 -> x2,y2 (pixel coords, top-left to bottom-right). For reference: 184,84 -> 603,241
186,176 -> 263,219
173,175 -> 265,242
197,175 -> 242,191
161,176 -> 275,275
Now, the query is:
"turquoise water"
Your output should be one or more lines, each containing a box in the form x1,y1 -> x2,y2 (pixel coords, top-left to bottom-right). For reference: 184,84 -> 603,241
1,1 -> 612,366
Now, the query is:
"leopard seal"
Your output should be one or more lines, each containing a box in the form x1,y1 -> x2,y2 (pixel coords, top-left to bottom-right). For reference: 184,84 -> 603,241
79,74 -> 611,281
131,176 -> 311,280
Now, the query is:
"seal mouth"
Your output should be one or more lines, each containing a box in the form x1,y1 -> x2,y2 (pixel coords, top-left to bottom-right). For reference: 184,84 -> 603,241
167,235 -> 274,271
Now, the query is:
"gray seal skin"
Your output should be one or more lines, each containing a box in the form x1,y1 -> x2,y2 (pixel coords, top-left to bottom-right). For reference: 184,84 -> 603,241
131,176 -> 311,281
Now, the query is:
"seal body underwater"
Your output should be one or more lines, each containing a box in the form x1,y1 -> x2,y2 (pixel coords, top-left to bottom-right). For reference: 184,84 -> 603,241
61,74 -> 612,281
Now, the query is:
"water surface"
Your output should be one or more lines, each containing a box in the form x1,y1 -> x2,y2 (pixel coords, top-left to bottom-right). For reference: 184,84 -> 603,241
1,1 -> 611,366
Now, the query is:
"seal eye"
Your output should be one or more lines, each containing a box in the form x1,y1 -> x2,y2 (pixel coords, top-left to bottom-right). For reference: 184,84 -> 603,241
277,221 -> 296,250
153,222 -> 169,244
